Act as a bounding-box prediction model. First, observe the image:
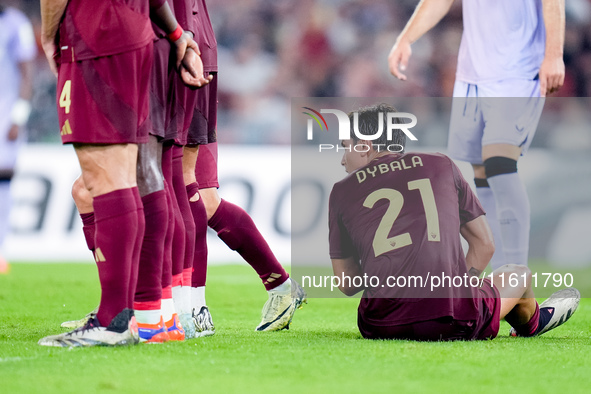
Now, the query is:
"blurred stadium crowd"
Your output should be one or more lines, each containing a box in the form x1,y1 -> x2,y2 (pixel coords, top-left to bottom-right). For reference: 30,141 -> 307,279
11,0 -> 591,148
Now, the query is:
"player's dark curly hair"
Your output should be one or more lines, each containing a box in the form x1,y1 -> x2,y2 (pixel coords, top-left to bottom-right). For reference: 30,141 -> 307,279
347,103 -> 406,151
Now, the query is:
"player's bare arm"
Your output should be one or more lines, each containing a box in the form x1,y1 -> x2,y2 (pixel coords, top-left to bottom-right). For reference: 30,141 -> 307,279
459,215 -> 495,277
539,0 -> 565,97
40,0 -> 68,77
388,0 -> 455,80
331,257 -> 365,296
180,46 -> 214,88
149,0 -> 202,77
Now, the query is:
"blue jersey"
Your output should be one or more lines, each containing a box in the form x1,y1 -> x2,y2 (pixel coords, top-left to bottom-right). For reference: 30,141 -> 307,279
456,0 -> 545,83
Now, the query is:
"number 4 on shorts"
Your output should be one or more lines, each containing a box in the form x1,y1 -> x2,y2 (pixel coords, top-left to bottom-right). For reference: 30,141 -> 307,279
59,80 -> 72,114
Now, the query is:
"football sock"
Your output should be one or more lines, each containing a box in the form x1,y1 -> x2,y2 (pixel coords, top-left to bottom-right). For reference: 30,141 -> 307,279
135,190 -> 168,304
172,146 -> 195,277
187,182 -> 208,288
172,275 -> 183,313
162,145 -> 185,285
161,181 -> 174,290
510,302 -> 540,337
191,286 -> 207,310
181,268 -> 192,313
93,188 -> 139,326
474,178 -> 505,270
485,158 -> 530,266
161,286 -> 175,323
129,187 -> 145,309
208,199 -> 289,291
134,300 -> 162,325
79,212 -> 96,252
271,277 -> 291,295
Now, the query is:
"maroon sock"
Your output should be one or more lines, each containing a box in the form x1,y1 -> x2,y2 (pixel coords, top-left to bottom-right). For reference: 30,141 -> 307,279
208,199 -> 288,290
187,182 -> 208,287
128,187 -> 145,309
162,144 -> 185,280
172,146 -> 195,274
161,182 -> 174,290
93,188 -> 139,326
511,302 -> 540,337
135,189 -> 168,304
80,212 -> 96,252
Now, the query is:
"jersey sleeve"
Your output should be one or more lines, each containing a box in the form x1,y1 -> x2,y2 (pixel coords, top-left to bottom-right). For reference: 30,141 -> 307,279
450,158 -> 485,225
328,184 -> 356,259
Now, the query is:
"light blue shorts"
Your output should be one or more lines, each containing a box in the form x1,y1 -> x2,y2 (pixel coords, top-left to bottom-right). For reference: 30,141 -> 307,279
447,79 -> 544,165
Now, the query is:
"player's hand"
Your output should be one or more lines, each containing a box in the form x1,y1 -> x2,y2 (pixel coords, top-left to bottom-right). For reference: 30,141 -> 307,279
7,124 -> 19,141
538,54 -> 565,97
180,47 -> 213,88
172,32 -> 199,71
388,36 -> 412,81
41,36 -> 58,77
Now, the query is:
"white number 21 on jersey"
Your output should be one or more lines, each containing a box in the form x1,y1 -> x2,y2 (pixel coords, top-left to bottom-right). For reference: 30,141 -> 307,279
363,178 -> 440,257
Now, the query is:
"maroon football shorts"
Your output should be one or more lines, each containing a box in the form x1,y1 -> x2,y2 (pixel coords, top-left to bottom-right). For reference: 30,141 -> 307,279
195,141 -> 219,189
150,38 -> 175,140
187,72 -> 217,146
358,278 -> 501,341
57,43 -> 153,145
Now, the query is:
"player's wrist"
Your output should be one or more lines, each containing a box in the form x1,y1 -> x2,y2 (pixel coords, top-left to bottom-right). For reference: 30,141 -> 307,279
166,24 -> 183,42
10,98 -> 32,127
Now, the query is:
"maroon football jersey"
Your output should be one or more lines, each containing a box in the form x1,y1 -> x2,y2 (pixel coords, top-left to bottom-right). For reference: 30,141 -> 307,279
57,0 -> 157,63
190,0 -> 217,72
329,152 -> 485,326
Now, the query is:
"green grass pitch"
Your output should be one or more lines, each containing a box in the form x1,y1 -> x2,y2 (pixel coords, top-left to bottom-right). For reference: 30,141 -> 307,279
1,263 -> 590,393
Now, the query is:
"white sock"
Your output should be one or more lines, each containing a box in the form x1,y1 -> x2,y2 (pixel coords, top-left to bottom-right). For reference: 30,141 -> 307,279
270,277 -> 291,295
475,184 -> 505,270
180,286 -> 191,314
488,172 -> 530,266
135,308 -> 161,325
191,286 -> 207,311
161,298 -> 176,322
172,285 -> 183,314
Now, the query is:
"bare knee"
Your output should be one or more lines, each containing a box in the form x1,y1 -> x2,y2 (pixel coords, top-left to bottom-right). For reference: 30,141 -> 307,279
200,188 -> 221,220
472,164 -> 485,179
74,144 -> 138,196
71,176 -> 93,213
137,143 -> 164,197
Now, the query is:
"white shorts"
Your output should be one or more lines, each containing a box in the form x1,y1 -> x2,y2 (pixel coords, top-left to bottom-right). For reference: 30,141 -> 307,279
447,79 -> 544,165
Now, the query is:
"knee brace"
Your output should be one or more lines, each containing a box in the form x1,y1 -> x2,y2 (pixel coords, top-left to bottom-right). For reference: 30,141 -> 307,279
484,157 -> 517,178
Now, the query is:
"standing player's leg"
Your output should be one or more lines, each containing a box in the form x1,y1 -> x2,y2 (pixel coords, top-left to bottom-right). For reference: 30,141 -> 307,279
197,143 -> 306,332
161,142 -> 186,340
134,136 -> 170,343
449,82 -> 506,270
472,164 -> 506,269
39,42 -> 153,347
39,144 -> 143,347
482,145 -> 530,267
172,144 -> 197,338
59,176 -> 99,329
182,144 -> 213,337
479,84 -> 544,267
